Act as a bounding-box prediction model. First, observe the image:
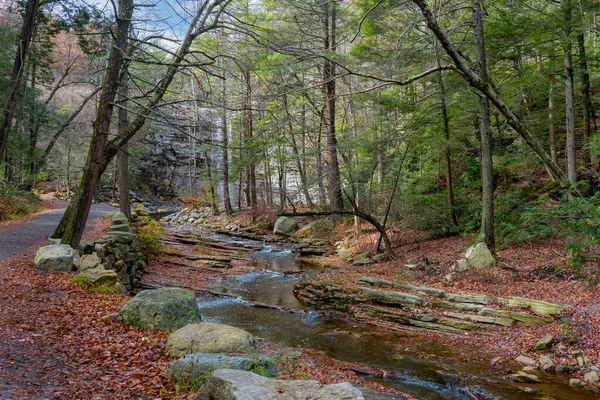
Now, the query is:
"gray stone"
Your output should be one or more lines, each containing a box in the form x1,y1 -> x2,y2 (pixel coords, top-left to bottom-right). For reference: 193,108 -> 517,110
113,260 -> 125,271
104,232 -> 136,244
195,369 -> 365,400
77,253 -> 102,271
119,288 -> 202,331
80,240 -> 95,254
453,259 -> 469,272
570,378 -> 586,388
109,224 -> 130,233
361,287 -> 424,306
516,356 -> 536,366
111,212 -> 128,225
273,217 -> 298,236
465,242 -> 495,270
445,272 -> 456,282
84,269 -> 119,286
539,355 -> 555,372
167,322 -> 256,358
507,371 -> 540,383
534,334 -> 554,351
34,244 -> 75,272
584,370 -> 599,384
166,354 -> 277,385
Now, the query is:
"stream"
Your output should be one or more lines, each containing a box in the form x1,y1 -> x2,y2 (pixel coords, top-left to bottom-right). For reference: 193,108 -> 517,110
165,225 -> 594,400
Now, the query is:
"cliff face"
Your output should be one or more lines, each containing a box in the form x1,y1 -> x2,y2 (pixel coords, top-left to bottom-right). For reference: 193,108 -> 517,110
135,108 -> 217,201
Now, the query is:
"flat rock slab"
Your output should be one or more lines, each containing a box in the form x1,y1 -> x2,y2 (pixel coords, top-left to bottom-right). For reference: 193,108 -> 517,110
195,369 -> 365,400
119,287 -> 202,331
34,244 -> 75,272
167,322 -> 256,358
166,353 -> 277,385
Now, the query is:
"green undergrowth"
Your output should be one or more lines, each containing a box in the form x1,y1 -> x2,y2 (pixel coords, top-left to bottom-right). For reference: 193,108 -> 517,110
136,217 -> 164,256
0,184 -> 41,221
69,273 -> 121,295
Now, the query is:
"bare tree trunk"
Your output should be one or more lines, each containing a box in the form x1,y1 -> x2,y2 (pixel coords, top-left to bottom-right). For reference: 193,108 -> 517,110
0,0 -> 40,164
323,1 -> 343,212
118,73 -> 131,219
283,94 -> 313,207
435,38 -> 458,227
56,0 -> 133,246
472,0 -> 495,253
221,72 -> 232,214
577,32 -> 592,188
243,68 -> 257,211
563,0 -> 576,187
27,58 -> 37,182
548,50 -> 557,165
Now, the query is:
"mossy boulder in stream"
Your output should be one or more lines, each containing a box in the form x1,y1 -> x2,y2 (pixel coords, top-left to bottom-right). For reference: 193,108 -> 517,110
119,288 -> 202,331
167,322 -> 256,358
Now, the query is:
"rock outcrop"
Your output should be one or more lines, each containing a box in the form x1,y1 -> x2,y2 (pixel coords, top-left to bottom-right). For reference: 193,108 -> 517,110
119,288 -> 202,331
195,369 -> 365,400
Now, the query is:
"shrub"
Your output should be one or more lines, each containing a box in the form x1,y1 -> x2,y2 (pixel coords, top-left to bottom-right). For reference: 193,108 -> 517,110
137,218 -> 164,256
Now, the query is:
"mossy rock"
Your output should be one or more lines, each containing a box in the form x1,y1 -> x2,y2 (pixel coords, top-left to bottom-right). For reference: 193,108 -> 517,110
119,288 -> 202,331
166,322 -> 256,358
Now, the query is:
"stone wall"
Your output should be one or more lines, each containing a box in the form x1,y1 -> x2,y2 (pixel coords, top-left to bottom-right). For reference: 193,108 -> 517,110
76,212 -> 145,292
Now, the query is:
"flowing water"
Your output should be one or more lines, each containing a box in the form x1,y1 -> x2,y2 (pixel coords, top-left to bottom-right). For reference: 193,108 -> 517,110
172,228 -> 595,400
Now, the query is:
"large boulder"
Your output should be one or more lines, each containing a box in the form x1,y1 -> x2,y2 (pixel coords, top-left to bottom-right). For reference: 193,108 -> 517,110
196,369 -> 365,400
273,217 -> 297,236
465,242 -> 495,270
119,288 -> 202,331
166,353 -> 277,385
167,322 -> 256,358
34,244 -> 75,272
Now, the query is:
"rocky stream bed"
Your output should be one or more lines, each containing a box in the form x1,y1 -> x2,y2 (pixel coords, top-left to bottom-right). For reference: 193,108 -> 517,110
137,212 -> 600,400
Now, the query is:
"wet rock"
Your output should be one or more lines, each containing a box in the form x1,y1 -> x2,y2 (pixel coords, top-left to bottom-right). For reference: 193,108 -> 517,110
539,355 -> 555,372
119,288 -> 202,331
570,378 -> 586,388
167,322 -> 256,358
195,369 -> 365,400
465,242 -> 495,270
273,217 -> 297,236
166,354 -> 277,385
534,334 -> 554,351
34,244 -> 75,272
516,356 -> 536,366
507,371 -> 540,383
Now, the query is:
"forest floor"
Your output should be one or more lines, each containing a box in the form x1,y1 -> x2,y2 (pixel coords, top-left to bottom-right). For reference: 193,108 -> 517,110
0,203 -> 176,400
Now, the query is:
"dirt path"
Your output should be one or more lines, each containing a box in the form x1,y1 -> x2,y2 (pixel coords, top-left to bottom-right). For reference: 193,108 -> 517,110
0,202 -> 115,260
0,203 -> 124,399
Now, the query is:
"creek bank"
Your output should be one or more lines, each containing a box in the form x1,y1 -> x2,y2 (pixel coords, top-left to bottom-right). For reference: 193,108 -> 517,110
117,286 -> 364,398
